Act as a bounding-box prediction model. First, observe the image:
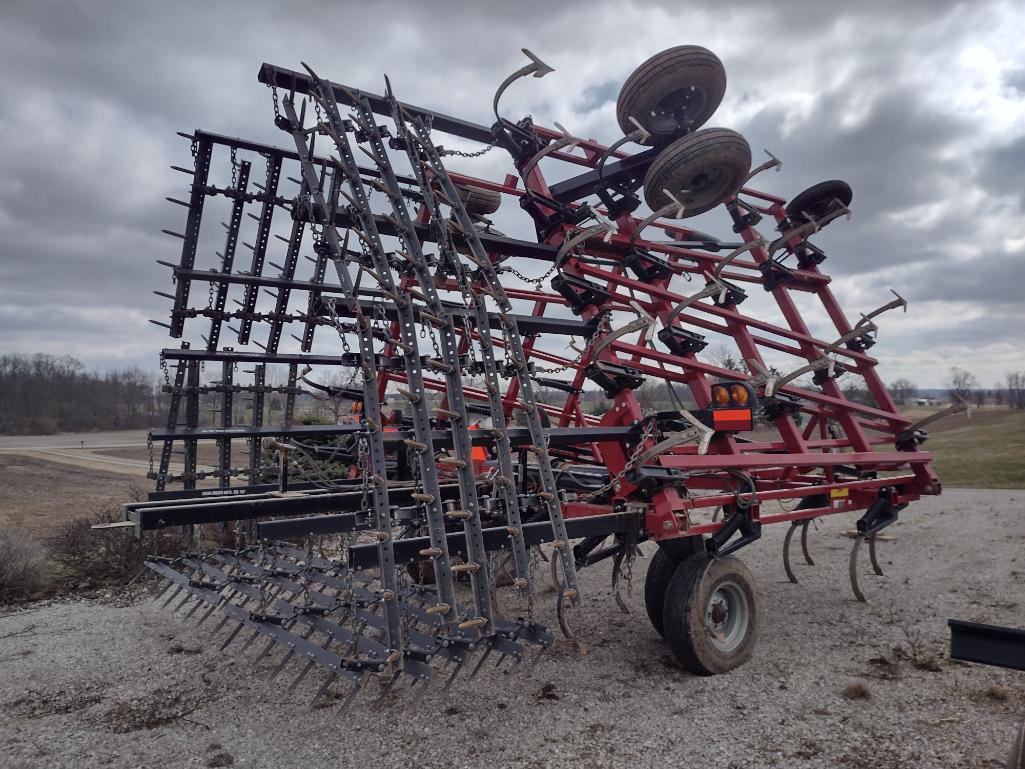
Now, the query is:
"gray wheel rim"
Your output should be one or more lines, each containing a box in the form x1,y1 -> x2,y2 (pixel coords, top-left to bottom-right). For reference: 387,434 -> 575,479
705,579 -> 749,653
650,86 -> 706,135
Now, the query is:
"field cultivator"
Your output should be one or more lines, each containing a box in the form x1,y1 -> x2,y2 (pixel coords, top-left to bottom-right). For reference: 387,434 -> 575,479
124,46 -> 950,710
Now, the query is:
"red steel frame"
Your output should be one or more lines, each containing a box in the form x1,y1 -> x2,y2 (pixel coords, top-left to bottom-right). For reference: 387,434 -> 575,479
368,120 -> 938,544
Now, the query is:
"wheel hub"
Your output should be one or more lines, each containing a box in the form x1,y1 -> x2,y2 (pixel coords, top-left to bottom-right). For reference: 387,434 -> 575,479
650,86 -> 706,135
705,581 -> 749,653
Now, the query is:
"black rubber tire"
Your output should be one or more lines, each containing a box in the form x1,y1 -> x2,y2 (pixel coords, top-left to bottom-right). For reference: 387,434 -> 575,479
643,538 -> 704,637
785,180 -> 853,224
455,183 -> 502,215
644,548 -> 679,637
643,128 -> 751,216
617,46 -> 726,144
662,553 -> 759,675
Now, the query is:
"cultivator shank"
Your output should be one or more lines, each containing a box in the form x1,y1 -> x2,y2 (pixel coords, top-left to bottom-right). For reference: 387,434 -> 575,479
126,45 -> 945,704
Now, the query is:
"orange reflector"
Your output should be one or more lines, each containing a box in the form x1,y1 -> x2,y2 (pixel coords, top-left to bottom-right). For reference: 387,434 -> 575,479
711,385 -> 730,406
729,384 -> 750,406
712,408 -> 753,432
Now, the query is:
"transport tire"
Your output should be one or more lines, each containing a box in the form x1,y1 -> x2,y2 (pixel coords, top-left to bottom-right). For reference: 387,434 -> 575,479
454,183 -> 502,215
642,128 -> 751,216
617,46 -> 726,144
784,180 -> 853,225
643,537 -> 704,637
662,553 -> 759,675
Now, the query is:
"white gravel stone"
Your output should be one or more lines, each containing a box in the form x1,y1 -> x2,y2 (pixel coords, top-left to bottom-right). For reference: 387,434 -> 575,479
0,489 -> 1022,768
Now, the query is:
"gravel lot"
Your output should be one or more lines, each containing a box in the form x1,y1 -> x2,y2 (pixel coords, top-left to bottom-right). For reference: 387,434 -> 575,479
1,489 -> 1022,769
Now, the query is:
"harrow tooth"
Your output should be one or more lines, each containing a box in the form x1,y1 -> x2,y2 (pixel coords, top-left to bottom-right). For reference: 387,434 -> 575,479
441,659 -> 466,691
254,638 -> 277,663
468,646 -> 494,679
219,622 -> 246,651
334,678 -> 367,718
269,647 -> 296,680
288,658 -> 317,692
161,585 -> 184,609
239,629 -> 262,654
849,534 -> 869,603
310,671 -> 338,709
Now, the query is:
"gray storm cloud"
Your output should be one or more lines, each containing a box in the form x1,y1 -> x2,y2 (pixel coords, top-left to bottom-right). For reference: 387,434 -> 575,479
0,0 -> 1022,387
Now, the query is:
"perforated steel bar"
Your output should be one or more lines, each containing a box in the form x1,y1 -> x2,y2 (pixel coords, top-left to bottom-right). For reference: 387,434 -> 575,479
183,360 -> 200,490
267,216 -> 305,353
155,350 -> 188,491
170,138 -> 213,337
387,93 -> 533,595
300,80 -> 461,630
280,93 -> 408,651
218,360 -> 233,487
208,160 -> 250,351
354,91 -> 494,627
409,115 -> 580,603
248,364 -> 265,485
238,156 -> 281,344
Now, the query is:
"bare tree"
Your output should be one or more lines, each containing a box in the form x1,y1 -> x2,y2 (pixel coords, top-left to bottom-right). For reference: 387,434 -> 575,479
708,344 -> 743,373
947,367 -> 978,403
887,378 -> 918,406
1007,371 -> 1025,410
841,379 -> 874,406
993,384 -> 1005,407
0,353 -> 165,434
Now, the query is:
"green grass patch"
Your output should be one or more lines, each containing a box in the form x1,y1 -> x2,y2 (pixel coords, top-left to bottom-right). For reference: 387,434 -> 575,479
922,408 -> 1025,489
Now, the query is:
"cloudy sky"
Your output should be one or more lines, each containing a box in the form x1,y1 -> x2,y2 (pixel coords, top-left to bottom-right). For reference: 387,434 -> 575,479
1,0 -> 1023,389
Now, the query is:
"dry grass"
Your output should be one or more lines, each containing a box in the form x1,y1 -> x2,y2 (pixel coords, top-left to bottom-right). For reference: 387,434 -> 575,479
0,528 -> 52,603
841,682 -> 872,700
45,504 -> 181,590
917,408 -> 1025,489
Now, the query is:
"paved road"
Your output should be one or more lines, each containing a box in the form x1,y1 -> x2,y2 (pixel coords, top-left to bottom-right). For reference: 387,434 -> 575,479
0,429 -> 150,451
0,429 -> 177,477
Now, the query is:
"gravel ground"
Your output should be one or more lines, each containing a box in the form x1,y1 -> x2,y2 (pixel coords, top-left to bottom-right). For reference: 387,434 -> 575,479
1,489 -> 1022,769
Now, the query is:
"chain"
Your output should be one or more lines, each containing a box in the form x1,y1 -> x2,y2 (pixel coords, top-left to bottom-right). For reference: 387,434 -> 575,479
579,416 -> 658,501
230,146 -> 238,187
324,299 -> 352,354
357,436 -> 370,510
427,324 -> 442,358
160,356 -> 170,387
269,84 -> 280,120
440,140 -> 496,159
147,433 -> 154,475
461,316 -> 479,366
500,263 -> 554,291
532,314 -> 606,374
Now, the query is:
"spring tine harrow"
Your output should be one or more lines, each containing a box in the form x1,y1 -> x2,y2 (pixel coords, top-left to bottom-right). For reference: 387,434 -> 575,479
121,43 -> 951,711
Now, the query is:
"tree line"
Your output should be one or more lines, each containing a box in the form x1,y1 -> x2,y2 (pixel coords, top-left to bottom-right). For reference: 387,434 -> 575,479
0,353 -> 165,435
